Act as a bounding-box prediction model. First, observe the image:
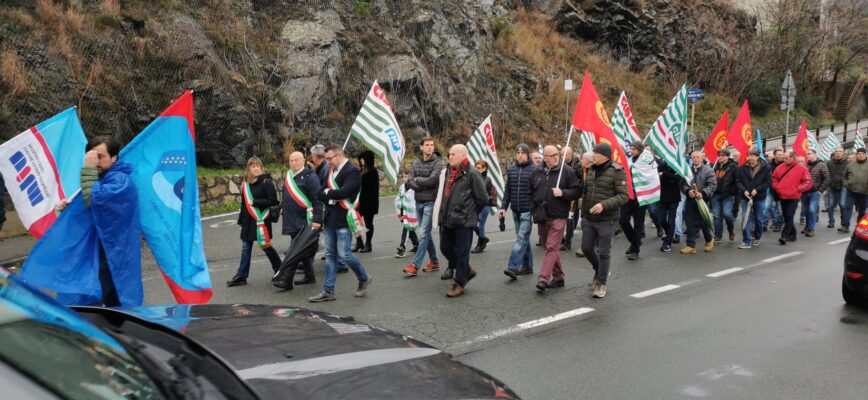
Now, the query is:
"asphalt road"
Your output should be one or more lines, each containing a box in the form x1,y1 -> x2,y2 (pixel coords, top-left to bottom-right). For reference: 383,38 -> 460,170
139,196 -> 867,399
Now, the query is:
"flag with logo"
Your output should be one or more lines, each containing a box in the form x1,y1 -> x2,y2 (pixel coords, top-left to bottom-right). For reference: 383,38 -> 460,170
703,111 -> 729,163
467,115 -> 504,211
349,81 -> 405,185
727,101 -> 752,165
394,184 -> 418,231
571,71 -> 634,199
646,84 -> 692,182
793,120 -> 809,157
0,108 -> 87,238
611,91 -> 642,154
854,121 -> 865,150
818,131 -> 840,161
632,149 -> 660,206
755,128 -> 764,157
119,91 -> 212,304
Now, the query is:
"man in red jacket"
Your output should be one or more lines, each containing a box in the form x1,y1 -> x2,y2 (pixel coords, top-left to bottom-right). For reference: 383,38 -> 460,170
772,151 -> 813,245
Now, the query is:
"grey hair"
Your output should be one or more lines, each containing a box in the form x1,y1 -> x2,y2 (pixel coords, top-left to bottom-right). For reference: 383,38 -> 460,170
310,144 -> 326,157
582,151 -> 594,161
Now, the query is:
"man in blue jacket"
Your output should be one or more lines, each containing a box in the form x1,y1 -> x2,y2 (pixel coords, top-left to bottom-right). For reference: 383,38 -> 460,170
280,151 -> 324,287
500,144 -> 538,279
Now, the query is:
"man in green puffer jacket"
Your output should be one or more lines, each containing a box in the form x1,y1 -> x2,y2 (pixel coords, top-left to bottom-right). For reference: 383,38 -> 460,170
580,143 -> 629,299
843,148 -> 868,229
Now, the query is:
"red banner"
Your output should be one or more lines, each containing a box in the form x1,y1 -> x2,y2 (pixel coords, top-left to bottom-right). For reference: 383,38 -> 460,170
793,119 -> 809,158
704,110 -> 729,163
727,100 -> 752,165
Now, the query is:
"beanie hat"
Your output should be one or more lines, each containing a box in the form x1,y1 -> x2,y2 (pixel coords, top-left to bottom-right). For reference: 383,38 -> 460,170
593,143 -> 613,159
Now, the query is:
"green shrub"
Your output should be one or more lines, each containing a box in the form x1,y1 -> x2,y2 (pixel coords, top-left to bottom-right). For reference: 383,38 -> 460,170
353,1 -> 371,18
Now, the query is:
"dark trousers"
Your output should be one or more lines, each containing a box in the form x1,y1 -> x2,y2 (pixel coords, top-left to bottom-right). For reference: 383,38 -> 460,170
619,200 -> 646,253
581,219 -> 616,285
97,246 -> 120,307
358,213 -> 375,246
400,228 -> 419,248
562,203 -> 580,247
657,201 -> 679,246
685,200 -> 713,247
440,227 -> 474,286
235,240 -> 282,278
781,199 -> 799,241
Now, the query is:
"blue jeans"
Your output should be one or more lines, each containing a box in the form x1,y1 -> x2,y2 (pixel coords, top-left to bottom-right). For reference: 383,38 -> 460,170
507,210 -> 533,271
412,202 -> 438,267
801,191 -> 820,231
741,198 -> 766,244
827,187 -> 848,226
234,240 -> 281,279
764,194 -> 783,229
844,191 -> 868,227
710,194 -> 735,238
675,193 -> 686,236
322,226 -> 368,294
475,206 -> 491,238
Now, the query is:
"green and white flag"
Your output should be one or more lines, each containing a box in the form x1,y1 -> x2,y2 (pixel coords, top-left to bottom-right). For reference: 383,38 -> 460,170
854,122 -> 865,150
467,115 -> 504,211
818,131 -> 840,161
645,84 -> 692,182
807,131 -> 820,152
632,149 -> 661,206
580,131 -> 596,153
611,91 -> 642,154
349,81 -> 405,185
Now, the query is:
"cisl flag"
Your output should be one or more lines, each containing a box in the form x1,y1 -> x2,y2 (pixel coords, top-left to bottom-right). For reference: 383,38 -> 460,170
0,108 -> 87,237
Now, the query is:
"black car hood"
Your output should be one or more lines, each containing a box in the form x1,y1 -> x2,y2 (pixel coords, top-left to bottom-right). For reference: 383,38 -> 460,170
114,304 -> 518,400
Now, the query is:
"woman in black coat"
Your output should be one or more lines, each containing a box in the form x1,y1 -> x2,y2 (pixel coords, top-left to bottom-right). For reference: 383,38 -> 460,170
227,157 -> 282,287
354,151 -> 380,253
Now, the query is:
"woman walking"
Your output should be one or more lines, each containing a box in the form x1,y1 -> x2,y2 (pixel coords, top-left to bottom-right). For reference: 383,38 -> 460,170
227,157 -> 282,287
472,160 -> 498,253
354,151 -> 380,253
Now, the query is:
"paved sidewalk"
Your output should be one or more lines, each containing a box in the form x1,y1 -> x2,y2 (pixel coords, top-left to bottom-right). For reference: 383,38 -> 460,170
0,235 -> 35,265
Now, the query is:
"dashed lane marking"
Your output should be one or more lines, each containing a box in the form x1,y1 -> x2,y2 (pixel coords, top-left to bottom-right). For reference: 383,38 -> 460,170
466,307 -> 595,345
630,284 -> 681,298
827,238 -> 851,245
762,251 -> 802,263
706,267 -> 744,278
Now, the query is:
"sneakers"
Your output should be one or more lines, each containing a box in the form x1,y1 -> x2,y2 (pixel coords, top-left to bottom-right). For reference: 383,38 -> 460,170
394,246 -> 406,258
704,241 -> 714,252
536,281 -> 547,292
593,284 -> 607,298
441,268 -> 454,280
805,230 -> 815,237
446,283 -> 465,298
838,226 -> 850,233
548,279 -> 565,288
516,267 -> 533,275
660,244 -> 672,252
680,246 -> 696,254
503,269 -> 517,280
226,276 -> 247,287
422,261 -> 440,272
752,240 -> 761,247
713,237 -> 723,244
355,276 -> 372,297
627,252 -> 639,260
403,264 -> 419,276
738,242 -> 752,249
308,291 -> 335,302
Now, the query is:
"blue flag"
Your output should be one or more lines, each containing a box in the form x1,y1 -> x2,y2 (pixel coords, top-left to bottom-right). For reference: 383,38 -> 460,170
756,128 -> 764,159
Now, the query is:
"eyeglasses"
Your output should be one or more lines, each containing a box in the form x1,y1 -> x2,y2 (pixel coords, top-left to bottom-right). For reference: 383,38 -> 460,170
543,154 -> 559,158
325,155 -> 336,162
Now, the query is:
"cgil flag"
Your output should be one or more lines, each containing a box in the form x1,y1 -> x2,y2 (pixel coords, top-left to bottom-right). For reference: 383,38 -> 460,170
818,131 -> 840,161
611,91 -> 642,154
793,120 -> 809,158
704,110 -> 729,162
467,115 -> 504,211
0,108 -> 87,238
349,81 -> 405,185
632,149 -> 661,206
727,100 -> 753,165
571,71 -> 634,199
646,84 -> 692,182
119,91 -> 212,304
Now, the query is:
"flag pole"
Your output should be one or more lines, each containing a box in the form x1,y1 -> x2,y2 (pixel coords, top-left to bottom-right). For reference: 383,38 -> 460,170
555,126 -> 575,188
341,131 -> 353,151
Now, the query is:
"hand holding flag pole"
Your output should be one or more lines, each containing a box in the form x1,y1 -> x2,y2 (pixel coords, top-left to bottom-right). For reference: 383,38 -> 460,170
555,126 -> 575,188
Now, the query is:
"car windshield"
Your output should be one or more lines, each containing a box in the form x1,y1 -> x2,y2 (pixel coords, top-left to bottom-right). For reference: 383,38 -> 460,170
0,270 -> 164,400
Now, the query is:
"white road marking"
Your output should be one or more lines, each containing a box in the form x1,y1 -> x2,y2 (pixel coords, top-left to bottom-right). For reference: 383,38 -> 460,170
762,251 -> 802,263
827,238 -> 851,245
201,211 -> 237,221
706,267 -> 744,278
468,308 -> 594,343
209,220 -> 236,228
630,284 -> 681,298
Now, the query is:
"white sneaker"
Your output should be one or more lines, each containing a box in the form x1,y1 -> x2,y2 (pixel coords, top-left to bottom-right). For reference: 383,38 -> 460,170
738,242 -> 752,249
593,284 -> 607,298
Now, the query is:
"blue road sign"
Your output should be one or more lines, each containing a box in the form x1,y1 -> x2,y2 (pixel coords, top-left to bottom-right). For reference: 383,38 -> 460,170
688,89 -> 703,102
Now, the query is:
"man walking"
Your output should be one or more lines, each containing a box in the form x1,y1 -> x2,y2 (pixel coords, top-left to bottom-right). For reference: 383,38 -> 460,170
772,150 -> 812,245
531,145 -> 580,292
575,152 -> 594,257
560,146 -> 583,251
827,147 -> 849,230
280,151 -> 323,287
403,136 -> 445,277
765,148 -> 785,232
619,142 -> 647,260
434,144 -> 488,298
735,149 -> 771,249
501,144 -> 538,279
657,156 -> 683,252
308,144 -> 331,184
802,149 -> 829,237
711,149 -> 738,242
580,143 -> 628,299
680,151 -> 717,254
309,145 -> 371,302
843,148 -> 868,228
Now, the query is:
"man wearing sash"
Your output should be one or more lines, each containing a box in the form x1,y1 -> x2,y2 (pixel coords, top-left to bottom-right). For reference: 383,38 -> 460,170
309,145 -> 371,302
281,151 -> 323,287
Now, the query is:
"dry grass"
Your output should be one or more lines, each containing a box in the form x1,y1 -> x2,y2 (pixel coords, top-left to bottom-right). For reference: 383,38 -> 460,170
35,0 -> 62,25
99,0 -> 122,16
0,49 -> 29,98
1,9 -> 37,29
64,7 -> 86,35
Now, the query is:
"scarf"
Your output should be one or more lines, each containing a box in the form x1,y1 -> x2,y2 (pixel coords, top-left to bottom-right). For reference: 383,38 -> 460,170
445,158 -> 469,198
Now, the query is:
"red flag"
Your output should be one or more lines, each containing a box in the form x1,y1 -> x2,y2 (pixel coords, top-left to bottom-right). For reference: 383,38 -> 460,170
727,100 -> 752,165
704,110 -> 729,163
792,119 -> 809,157
571,72 -> 634,199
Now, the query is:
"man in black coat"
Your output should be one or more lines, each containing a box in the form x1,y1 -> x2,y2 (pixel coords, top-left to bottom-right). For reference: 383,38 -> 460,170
280,151 -> 324,286
500,144 -> 538,279
735,149 -> 771,248
308,145 -> 371,302
711,149 -> 738,242
531,145 -> 580,292
657,158 -> 682,252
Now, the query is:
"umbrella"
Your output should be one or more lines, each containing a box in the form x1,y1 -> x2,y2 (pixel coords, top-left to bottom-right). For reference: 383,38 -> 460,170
742,197 -> 753,231
693,185 -> 713,229
272,225 -> 320,289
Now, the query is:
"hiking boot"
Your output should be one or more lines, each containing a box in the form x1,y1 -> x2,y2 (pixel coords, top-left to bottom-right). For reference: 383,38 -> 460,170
226,276 -> 247,287
704,241 -> 714,252
805,230 -> 815,237
441,268 -> 454,280
422,261 -> 440,272
536,281 -> 547,292
504,269 -> 517,280
738,242 -> 752,249
446,283 -> 465,298
680,246 -> 696,254
516,267 -> 533,275
308,291 -> 335,302
403,264 -> 419,276
593,284 -> 607,298
394,246 -> 406,258
548,279 -> 565,288
355,276 -> 372,297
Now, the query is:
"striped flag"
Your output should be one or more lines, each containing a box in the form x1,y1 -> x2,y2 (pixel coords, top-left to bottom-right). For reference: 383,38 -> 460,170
818,131 -> 840,161
580,131 -> 596,153
394,184 -> 418,231
467,115 -> 504,210
855,122 -> 865,150
807,130 -> 820,152
645,84 -> 692,182
349,81 -> 405,185
611,91 -> 642,154
632,149 -> 660,206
